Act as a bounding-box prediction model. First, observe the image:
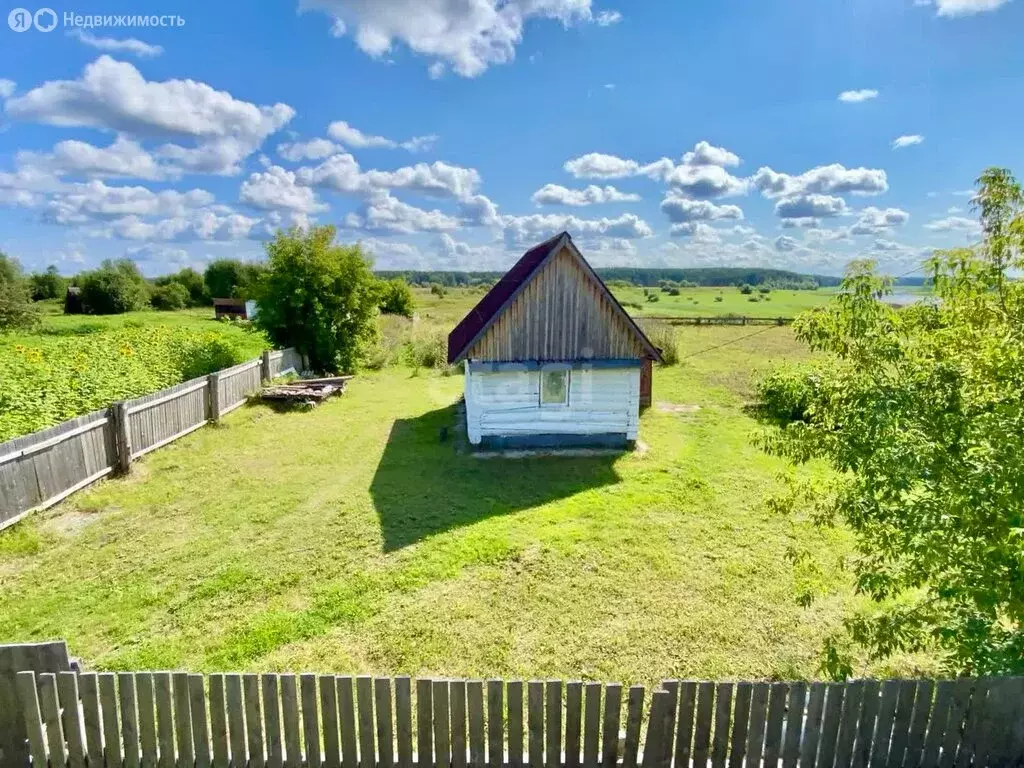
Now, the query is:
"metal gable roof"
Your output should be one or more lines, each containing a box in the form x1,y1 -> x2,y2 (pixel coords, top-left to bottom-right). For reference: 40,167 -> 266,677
447,232 -> 664,364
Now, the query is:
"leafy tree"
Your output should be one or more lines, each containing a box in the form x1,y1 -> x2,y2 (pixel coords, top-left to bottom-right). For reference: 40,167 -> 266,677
156,268 -> 208,306
29,265 -> 67,301
254,226 -> 380,372
204,259 -> 265,300
756,167 -> 1024,676
0,252 -> 39,331
429,282 -> 447,298
150,282 -> 191,310
79,259 -> 150,315
378,278 -> 414,317
739,284 -> 754,295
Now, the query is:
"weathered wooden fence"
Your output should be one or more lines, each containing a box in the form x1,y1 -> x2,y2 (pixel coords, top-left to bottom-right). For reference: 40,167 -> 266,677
0,347 -> 303,530
640,316 -> 794,327
6,670 -> 1023,768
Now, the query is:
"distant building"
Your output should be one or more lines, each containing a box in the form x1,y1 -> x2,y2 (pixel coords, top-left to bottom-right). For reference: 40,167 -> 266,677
213,298 -> 253,320
448,232 -> 662,450
63,286 -> 83,315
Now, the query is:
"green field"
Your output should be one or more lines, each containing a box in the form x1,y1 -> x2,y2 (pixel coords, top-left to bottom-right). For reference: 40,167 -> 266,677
0,317 -> 937,684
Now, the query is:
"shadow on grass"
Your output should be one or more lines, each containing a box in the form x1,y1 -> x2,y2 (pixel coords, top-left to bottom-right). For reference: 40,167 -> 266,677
370,405 -> 623,551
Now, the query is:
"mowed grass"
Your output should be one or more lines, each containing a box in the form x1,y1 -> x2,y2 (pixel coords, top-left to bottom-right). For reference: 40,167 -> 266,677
0,323 -> 937,684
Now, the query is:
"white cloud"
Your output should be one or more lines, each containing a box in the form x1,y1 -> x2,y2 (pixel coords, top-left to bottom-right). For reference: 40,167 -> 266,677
501,211 -> 653,246
838,89 -> 879,103
43,180 -> 214,224
924,215 -> 981,234
660,196 -> 743,224
681,141 -> 740,168
301,0 -> 595,77
780,217 -> 820,229
0,79 -> 15,99
664,163 -> 748,199
774,235 -> 800,252
774,194 -> 849,219
68,29 -> 164,58
277,138 -> 342,162
752,163 -> 888,199
107,211 -> 260,242
295,153 -> 481,200
562,152 -> 674,181
532,183 -> 640,206
16,136 -> 173,181
935,0 -> 1011,15
458,193 -> 502,227
346,191 -> 460,234
240,165 -> 328,214
851,206 -> 910,235
892,134 -> 925,149
670,222 -> 723,243
435,233 -> 508,269
595,10 -> 622,25
6,57 -> 294,176
325,121 -> 438,152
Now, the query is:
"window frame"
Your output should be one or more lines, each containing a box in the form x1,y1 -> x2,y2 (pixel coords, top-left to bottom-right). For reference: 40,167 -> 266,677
539,368 -> 570,407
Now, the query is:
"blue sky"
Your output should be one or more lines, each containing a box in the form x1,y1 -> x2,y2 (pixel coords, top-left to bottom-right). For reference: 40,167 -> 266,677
1,0 -> 1021,277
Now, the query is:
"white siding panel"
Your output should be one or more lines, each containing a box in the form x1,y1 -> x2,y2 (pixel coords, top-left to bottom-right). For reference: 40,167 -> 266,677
464,367 -> 639,445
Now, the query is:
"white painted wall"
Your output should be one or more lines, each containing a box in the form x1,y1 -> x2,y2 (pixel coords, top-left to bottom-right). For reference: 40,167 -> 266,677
463,364 -> 640,445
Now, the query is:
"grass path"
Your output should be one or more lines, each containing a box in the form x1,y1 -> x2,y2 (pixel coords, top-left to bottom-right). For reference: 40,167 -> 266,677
0,327 -> 934,684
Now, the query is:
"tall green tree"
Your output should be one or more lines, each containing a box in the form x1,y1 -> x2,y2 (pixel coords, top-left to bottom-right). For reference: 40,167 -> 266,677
155,267 -> 208,306
204,259 -> 265,300
79,259 -> 150,315
0,252 -> 39,331
254,226 -> 380,372
756,167 -> 1024,676
29,265 -> 67,301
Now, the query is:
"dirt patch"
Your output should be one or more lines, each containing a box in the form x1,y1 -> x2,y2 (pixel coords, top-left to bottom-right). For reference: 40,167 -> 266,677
656,402 -> 702,414
42,507 -> 102,537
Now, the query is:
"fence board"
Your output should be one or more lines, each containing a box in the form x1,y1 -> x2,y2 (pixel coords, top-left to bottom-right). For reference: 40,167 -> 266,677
190,674 -> 212,768
489,680 -> 505,768
870,681 -> 901,767
762,682 -> 787,767
728,682 -> 751,768
780,682 -> 805,768
357,675 -> 376,768
339,676 -> 358,768
546,681 -> 562,768
470,681 -> 486,768
939,678 -> 973,768
887,679 -> 917,768
225,674 -> 246,768
321,674 -> 341,768
262,674 -> 283,768
57,670 -> 87,768
674,682 -> 697,768
16,672 -> 49,768
640,690 -> 672,768
710,682 -> 732,768
565,681 -> 582,768
418,679 -> 434,768
121,672 -> 141,768
280,675 -> 301,768
921,680 -> 953,768
817,683 -> 845,768
853,680 -> 879,768
301,674 -> 322,768
623,685 -> 645,768
503,684 -> 520,768
100,672 -> 124,768
956,679 -> 989,768
39,672 -> 70,767
80,672 -> 105,766
799,682 -> 826,768
744,682 -> 768,768
434,680 -> 452,768
601,683 -> 622,768
582,682 -> 601,768
527,681 -> 544,768
451,680 -> 469,768
377,677 -> 395,768
138,673 -> 159,768
903,680 -> 933,768
834,679 -> 864,768
208,675 -> 229,768
175,671 -> 195,768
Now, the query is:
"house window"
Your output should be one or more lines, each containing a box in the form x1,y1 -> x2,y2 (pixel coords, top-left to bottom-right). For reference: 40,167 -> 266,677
540,369 -> 570,406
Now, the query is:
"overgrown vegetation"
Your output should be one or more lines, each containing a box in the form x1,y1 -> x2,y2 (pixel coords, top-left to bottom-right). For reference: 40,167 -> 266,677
254,226 -> 380,373
79,260 -> 150,315
756,167 -> 1024,676
0,325 -> 266,440
0,252 -> 39,332
377,279 -> 415,318
638,320 -> 679,365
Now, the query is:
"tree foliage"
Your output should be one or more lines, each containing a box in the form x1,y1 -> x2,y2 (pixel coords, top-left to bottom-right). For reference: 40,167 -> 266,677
155,267 -> 208,306
756,167 -> 1024,676
377,278 -> 414,317
29,266 -> 68,301
254,226 -> 380,373
0,252 -> 40,332
78,259 -> 150,315
150,281 -> 191,310
204,259 -> 265,300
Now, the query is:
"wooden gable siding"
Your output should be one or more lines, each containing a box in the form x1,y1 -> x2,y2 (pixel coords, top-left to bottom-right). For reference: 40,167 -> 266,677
465,245 -> 647,362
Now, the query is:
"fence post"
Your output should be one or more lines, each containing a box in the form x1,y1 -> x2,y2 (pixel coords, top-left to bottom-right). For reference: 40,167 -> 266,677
261,350 -> 272,383
111,402 -> 132,475
208,372 -> 222,424
0,641 -> 72,766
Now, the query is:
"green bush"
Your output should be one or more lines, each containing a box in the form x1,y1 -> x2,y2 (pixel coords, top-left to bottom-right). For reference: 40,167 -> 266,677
378,279 -> 414,318
29,266 -> 67,301
667,287 -> 681,296
739,284 -> 754,295
755,364 -> 819,423
156,268 -> 208,306
150,282 -> 191,310
714,295 -> 724,303
639,320 -> 679,365
646,293 -> 660,303
205,259 -> 265,300
0,253 -> 39,332
79,260 -> 149,314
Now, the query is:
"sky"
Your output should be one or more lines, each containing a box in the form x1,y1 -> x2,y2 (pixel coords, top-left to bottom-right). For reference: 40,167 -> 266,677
0,0 -> 1022,278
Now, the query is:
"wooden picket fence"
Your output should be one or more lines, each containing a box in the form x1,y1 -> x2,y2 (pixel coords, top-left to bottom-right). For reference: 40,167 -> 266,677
0,348 -> 303,531
9,671 -> 1024,768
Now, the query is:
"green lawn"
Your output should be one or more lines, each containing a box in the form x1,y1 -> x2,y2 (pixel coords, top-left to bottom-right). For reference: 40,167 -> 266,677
0,325 -> 937,684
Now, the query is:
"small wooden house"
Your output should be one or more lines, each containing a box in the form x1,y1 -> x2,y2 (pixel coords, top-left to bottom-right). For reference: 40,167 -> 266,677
448,232 -> 663,449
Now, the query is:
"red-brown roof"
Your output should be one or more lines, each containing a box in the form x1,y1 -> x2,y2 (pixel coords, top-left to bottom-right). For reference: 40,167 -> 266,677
447,232 -> 663,364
